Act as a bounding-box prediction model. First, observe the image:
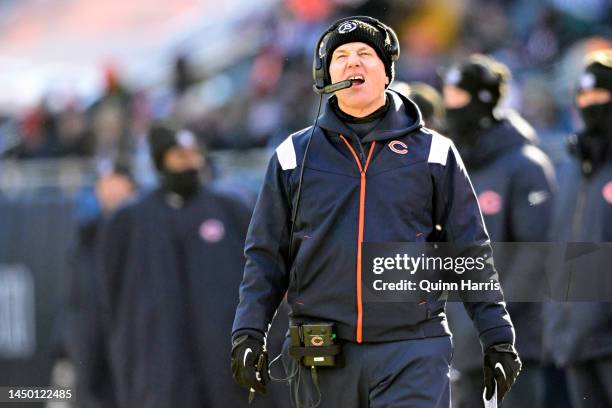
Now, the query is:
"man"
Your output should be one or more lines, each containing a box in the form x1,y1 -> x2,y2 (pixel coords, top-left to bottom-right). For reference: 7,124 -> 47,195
64,161 -> 136,408
231,17 -> 521,407
545,50 -> 612,408
442,54 -> 556,407
98,123 -> 283,407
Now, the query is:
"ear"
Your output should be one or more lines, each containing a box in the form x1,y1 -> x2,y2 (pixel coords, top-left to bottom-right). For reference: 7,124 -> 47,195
386,76 -> 390,86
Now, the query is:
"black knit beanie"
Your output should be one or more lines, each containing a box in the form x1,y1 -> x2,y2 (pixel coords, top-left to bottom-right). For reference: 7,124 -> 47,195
444,54 -> 510,107
324,19 -> 393,83
577,50 -> 612,93
148,121 -> 198,171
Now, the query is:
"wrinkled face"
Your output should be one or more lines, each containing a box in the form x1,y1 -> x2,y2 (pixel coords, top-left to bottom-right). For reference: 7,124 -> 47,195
329,42 -> 389,115
163,145 -> 203,173
443,85 -> 471,108
576,88 -> 611,108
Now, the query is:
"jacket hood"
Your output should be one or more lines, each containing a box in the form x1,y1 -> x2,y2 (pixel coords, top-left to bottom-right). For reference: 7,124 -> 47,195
316,90 -> 423,142
459,110 -> 538,169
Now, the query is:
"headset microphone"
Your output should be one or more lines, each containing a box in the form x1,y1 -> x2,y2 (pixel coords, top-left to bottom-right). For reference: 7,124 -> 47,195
313,79 -> 355,95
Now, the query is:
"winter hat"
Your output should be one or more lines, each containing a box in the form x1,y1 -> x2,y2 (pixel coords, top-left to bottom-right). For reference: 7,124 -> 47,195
148,121 -> 198,171
577,50 -> 612,93
444,54 -> 510,107
324,19 -> 394,83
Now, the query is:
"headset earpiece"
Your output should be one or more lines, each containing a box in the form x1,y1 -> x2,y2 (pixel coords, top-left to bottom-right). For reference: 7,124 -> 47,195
385,25 -> 400,61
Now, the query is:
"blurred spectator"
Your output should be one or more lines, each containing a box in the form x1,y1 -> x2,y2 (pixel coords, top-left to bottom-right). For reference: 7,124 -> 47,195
57,104 -> 95,157
391,80 -> 446,132
4,101 -> 61,159
63,160 -> 136,408
88,65 -> 134,164
97,122 -> 287,407
545,50 -> 612,408
442,54 -> 556,408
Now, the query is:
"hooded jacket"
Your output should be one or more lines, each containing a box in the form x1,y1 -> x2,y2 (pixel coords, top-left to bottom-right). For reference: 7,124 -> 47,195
446,112 -> 556,371
233,91 -> 514,347
544,131 -> 612,366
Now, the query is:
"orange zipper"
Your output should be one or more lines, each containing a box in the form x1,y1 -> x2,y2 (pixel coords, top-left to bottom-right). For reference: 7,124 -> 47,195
339,135 -> 375,343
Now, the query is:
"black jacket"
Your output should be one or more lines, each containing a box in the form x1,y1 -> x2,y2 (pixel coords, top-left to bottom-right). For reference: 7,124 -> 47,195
446,112 -> 556,371
545,131 -> 612,366
233,91 -> 514,348
64,217 -> 115,407
99,186 -> 283,407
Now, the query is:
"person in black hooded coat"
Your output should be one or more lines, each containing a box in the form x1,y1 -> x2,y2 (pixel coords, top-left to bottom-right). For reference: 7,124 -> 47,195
442,54 -> 556,408
544,50 -> 612,408
98,122 -> 287,408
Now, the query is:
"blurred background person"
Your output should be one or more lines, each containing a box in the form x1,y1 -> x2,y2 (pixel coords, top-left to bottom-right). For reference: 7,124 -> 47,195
391,80 -> 446,132
442,54 -> 556,408
544,50 -> 612,408
97,122 -> 286,408
62,160 -> 137,408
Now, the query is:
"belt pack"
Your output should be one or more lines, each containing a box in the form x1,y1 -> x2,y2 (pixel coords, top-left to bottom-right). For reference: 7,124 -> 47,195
289,322 -> 342,367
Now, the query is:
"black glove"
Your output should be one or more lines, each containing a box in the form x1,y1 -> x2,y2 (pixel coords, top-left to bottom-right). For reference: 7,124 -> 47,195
231,333 -> 269,394
483,343 -> 522,403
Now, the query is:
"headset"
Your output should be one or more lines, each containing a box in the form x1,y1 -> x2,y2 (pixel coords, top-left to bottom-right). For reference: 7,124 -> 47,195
312,16 -> 400,94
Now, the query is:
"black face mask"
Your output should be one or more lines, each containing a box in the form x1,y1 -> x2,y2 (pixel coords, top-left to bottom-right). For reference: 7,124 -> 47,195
445,101 -> 494,148
579,101 -> 612,136
161,169 -> 201,199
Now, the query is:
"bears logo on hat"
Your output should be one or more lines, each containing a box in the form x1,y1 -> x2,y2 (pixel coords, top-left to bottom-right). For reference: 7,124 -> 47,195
324,19 -> 395,85
338,21 -> 358,34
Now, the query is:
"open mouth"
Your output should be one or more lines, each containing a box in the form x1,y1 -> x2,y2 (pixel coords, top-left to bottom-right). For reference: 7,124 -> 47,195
348,75 -> 365,85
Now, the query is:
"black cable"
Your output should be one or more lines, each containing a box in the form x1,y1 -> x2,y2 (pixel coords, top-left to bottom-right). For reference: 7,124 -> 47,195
288,92 -> 324,271
278,93 -> 325,408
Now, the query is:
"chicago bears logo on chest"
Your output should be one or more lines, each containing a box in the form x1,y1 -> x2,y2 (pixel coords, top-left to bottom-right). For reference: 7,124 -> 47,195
603,181 -> 612,204
478,190 -> 502,215
199,219 -> 225,243
388,140 -> 408,155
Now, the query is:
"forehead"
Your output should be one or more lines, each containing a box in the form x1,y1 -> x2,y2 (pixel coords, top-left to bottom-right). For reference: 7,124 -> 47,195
332,42 -> 376,55
577,88 -> 611,97
165,144 -> 199,157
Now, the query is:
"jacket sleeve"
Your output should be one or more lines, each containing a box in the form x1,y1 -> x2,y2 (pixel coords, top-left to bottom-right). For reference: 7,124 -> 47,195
232,152 -> 292,336
430,136 -> 514,349
509,149 -> 556,242
503,150 -> 556,302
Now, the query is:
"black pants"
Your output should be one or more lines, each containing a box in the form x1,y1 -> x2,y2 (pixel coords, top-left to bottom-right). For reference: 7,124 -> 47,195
282,336 -> 452,408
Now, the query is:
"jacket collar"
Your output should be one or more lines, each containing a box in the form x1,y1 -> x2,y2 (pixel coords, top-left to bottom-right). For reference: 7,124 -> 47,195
316,90 -> 423,142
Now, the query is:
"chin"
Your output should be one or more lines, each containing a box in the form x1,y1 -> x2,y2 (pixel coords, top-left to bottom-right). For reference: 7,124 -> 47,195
341,95 -> 377,109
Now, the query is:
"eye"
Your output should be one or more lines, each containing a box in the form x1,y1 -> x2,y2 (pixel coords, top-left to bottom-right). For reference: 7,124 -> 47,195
359,51 -> 372,57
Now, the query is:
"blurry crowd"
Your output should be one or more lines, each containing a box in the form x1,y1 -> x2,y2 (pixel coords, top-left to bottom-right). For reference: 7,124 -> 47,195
0,0 -> 611,407
0,0 -> 609,164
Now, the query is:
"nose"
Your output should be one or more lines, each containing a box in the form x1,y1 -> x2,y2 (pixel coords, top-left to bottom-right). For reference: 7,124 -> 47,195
346,51 -> 360,67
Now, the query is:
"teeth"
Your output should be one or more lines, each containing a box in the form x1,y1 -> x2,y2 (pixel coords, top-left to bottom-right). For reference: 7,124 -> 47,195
349,75 -> 364,81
